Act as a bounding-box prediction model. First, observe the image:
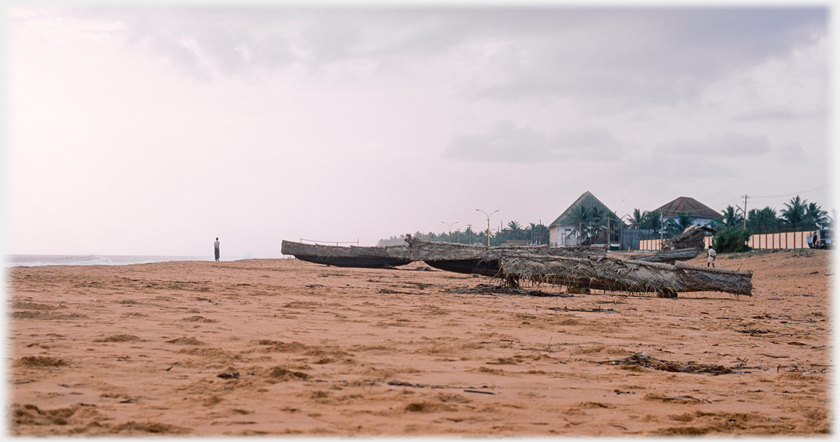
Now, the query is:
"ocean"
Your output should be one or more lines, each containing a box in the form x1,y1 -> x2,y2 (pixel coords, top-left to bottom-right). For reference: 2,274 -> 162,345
5,254 -> 212,267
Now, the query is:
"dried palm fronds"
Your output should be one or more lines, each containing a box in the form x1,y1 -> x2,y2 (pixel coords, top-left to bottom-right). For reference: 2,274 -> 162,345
407,238 -> 605,262
499,254 -> 752,296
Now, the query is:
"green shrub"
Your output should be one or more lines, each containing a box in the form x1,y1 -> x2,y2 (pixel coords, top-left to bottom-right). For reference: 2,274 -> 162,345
712,227 -> 752,253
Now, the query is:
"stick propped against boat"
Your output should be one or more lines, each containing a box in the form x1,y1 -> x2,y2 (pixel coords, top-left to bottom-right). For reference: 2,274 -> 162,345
281,240 -> 412,268
498,254 -> 752,297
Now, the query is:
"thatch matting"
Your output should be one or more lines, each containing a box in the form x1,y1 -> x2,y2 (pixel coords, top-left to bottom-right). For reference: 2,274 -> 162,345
407,238 -> 605,262
498,254 -> 752,296
662,225 -> 716,251
632,248 -> 701,263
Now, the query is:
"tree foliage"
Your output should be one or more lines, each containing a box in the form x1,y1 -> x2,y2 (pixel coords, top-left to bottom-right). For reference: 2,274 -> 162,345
712,227 -> 752,253
665,211 -> 694,236
378,194 -> 833,248
639,209 -> 662,233
628,208 -> 645,229
746,207 -> 778,233
806,202 -> 829,229
780,196 -> 808,229
380,221 -> 551,247
720,205 -> 744,228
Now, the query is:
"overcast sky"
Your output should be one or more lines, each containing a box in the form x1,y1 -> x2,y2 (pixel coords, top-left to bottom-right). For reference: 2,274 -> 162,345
4,2 -> 833,258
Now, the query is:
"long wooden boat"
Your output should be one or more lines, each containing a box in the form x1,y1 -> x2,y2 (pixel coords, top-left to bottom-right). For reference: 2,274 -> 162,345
498,253 -> 752,297
407,238 -> 606,276
630,247 -> 701,263
281,240 -> 412,268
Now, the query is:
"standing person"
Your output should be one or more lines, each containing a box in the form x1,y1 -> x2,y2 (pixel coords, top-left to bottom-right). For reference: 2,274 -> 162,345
707,246 -> 716,268
214,237 -> 220,262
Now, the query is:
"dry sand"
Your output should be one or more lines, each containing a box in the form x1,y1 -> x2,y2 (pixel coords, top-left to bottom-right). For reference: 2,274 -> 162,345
7,249 -> 832,436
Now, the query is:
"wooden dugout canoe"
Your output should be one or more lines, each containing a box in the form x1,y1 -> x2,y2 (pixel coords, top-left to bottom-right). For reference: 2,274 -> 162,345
631,247 -> 701,263
407,238 -> 607,277
498,254 -> 752,297
281,240 -> 412,268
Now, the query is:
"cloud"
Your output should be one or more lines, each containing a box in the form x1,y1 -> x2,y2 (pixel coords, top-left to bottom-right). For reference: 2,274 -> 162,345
777,142 -> 806,163
655,132 -> 772,158
445,120 -> 622,163
465,8 -> 826,108
61,7 -> 826,104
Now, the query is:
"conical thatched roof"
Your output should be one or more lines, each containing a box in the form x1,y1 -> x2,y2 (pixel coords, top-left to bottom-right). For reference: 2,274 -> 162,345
656,196 -> 720,219
549,191 -> 613,228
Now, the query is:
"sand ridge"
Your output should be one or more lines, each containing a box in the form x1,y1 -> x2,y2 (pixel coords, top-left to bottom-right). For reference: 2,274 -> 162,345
8,250 -> 832,436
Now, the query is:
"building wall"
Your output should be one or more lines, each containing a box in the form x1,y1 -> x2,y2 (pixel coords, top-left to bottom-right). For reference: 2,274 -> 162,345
549,225 -> 578,247
748,231 -> 814,249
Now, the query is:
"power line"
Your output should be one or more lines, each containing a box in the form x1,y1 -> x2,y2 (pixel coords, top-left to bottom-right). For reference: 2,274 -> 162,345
712,185 -> 832,212
749,185 -> 830,200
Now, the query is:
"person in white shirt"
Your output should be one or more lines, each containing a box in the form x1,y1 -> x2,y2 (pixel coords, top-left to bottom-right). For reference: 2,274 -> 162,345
214,238 -> 220,262
707,246 -> 716,268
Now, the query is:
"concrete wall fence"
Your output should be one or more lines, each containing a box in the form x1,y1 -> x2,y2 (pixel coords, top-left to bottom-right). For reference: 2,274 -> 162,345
747,231 -> 814,250
638,231 -> 814,251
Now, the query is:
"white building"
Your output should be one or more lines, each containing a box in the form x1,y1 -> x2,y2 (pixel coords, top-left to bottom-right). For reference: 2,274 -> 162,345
548,191 -> 614,247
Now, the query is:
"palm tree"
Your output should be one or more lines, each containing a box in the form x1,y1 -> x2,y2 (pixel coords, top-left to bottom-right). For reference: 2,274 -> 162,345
746,207 -> 778,233
602,211 -> 624,243
640,209 -> 662,234
780,196 -> 808,230
526,222 -> 550,245
665,211 -> 694,236
721,206 -> 744,228
627,208 -> 646,229
507,220 -> 524,240
805,202 -> 828,229
463,226 -> 475,244
568,205 -> 600,245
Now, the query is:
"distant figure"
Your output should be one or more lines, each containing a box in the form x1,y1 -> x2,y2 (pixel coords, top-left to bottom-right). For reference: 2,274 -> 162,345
707,246 -> 716,268
214,237 -> 220,262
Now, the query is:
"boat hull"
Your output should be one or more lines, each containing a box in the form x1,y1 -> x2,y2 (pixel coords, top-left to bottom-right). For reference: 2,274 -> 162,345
423,259 -> 500,276
294,254 -> 412,268
281,240 -> 412,269
408,238 -> 605,276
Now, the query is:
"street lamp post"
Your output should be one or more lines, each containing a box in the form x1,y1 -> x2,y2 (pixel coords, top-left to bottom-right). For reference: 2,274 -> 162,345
441,221 -> 458,243
476,209 -> 499,247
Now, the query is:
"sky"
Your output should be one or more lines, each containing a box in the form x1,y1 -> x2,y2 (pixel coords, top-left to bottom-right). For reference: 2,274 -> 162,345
3,2 -> 834,258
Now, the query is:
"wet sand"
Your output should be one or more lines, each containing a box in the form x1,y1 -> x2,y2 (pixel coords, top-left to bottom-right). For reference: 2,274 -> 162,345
8,250 -> 832,436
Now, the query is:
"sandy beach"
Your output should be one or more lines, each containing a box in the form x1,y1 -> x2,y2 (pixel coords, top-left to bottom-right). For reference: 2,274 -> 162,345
7,250 -> 832,436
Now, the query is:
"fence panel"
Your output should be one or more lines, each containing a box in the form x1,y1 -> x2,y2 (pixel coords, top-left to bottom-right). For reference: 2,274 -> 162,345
639,232 -> 813,251
637,237 -> 714,251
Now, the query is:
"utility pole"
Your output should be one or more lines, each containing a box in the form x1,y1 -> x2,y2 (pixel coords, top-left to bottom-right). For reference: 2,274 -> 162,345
741,194 -> 750,229
467,224 -> 472,244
